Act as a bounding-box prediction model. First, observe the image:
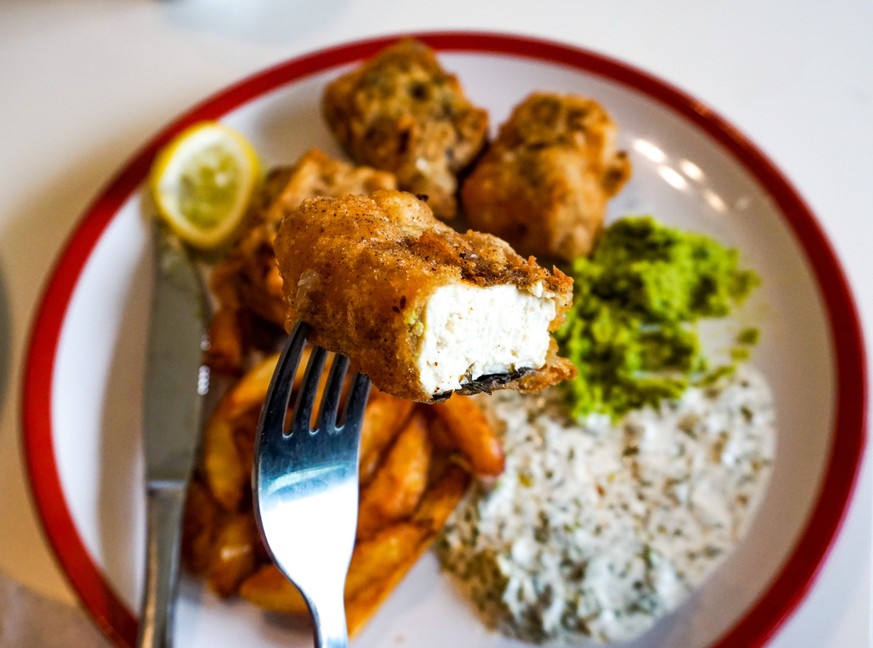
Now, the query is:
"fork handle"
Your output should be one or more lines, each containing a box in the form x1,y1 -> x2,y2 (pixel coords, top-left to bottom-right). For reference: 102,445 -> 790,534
309,589 -> 350,648
136,486 -> 186,648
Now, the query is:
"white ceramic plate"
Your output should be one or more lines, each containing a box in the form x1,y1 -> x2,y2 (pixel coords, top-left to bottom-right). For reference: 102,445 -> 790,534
22,33 -> 866,648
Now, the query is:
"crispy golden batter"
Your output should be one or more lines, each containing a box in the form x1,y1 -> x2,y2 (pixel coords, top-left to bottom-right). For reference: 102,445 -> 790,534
322,39 -> 489,220
274,189 -> 576,402
461,92 -> 631,261
210,149 -> 396,328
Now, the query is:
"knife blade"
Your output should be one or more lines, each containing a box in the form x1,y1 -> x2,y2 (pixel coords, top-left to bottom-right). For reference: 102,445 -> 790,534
137,223 -> 210,648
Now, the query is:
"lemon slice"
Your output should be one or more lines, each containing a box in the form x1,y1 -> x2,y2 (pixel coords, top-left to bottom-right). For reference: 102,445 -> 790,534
149,121 -> 260,249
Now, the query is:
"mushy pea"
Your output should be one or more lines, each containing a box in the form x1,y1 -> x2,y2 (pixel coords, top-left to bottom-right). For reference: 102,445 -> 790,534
555,216 -> 759,419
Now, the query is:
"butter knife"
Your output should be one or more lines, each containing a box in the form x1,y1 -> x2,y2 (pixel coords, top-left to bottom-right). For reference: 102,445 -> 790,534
137,224 -> 210,648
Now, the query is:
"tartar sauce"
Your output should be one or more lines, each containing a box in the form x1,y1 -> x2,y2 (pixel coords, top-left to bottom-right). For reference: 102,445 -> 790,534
438,366 -> 775,644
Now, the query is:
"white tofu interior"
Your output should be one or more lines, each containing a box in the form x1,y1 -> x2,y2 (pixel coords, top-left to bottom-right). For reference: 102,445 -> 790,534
415,281 -> 557,395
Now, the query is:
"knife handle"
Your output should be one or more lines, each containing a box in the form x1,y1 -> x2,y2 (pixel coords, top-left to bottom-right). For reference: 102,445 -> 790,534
136,485 -> 186,648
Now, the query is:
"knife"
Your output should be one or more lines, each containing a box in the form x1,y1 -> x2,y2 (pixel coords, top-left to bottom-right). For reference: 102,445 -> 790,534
137,223 -> 210,648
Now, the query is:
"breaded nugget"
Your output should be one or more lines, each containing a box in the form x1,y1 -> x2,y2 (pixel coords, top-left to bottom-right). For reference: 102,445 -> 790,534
274,190 -> 576,402
461,92 -> 631,261
322,39 -> 489,220
210,149 -> 396,327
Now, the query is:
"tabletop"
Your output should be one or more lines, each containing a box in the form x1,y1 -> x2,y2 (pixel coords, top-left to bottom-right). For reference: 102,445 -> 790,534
0,1 -> 871,646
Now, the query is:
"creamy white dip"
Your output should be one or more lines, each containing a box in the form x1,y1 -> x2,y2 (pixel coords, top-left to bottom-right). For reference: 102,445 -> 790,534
438,366 -> 775,644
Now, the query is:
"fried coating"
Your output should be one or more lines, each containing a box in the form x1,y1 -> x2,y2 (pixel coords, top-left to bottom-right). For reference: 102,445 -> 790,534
210,148 -> 396,328
322,39 -> 489,220
461,91 -> 631,261
274,189 -> 576,402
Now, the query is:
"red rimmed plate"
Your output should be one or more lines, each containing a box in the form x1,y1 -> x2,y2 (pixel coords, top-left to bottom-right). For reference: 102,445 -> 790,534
22,32 -> 866,648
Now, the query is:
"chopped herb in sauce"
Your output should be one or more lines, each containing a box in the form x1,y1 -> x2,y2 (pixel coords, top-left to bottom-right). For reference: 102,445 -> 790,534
438,368 -> 776,645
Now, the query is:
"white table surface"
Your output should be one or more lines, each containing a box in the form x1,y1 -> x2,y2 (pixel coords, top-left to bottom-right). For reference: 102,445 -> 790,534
0,1 -> 870,646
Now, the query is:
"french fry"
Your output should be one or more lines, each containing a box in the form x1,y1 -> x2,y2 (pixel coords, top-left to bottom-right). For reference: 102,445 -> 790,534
225,352 -> 280,420
356,411 -> 432,539
203,352 -> 298,510
236,449 -> 473,633
239,564 -> 309,615
241,524 -> 433,638
358,391 -> 415,484
411,463 -> 471,532
430,396 -> 505,476
265,265 -> 284,302
207,513 -> 261,598
345,522 -> 430,634
425,415 -> 457,453
205,307 -> 245,374
223,346 -> 321,421
181,479 -> 221,576
345,465 -> 471,634
231,407 -> 261,483
195,367 -> 482,632
202,400 -> 249,511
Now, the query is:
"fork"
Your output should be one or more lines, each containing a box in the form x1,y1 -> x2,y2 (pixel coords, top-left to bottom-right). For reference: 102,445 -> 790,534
253,321 -> 371,648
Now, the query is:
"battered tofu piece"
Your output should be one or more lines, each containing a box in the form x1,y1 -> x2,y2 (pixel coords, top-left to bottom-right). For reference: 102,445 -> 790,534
210,149 -> 396,326
461,92 -> 631,261
274,190 -> 576,402
322,39 -> 489,220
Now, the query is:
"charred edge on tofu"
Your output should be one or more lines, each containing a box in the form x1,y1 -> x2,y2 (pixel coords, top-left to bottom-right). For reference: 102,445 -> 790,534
433,367 -> 534,400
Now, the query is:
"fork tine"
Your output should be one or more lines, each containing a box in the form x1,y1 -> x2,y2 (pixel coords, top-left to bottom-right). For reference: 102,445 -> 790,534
292,345 -> 327,433
258,321 -> 310,451
317,354 -> 350,430
341,371 -> 371,429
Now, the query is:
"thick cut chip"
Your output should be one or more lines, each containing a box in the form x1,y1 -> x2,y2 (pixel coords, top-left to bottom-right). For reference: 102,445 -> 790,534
356,411 -> 432,539
430,396 -> 504,476
359,389 -> 416,484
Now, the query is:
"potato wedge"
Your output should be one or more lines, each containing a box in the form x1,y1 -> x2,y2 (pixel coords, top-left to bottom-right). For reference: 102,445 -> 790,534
223,347 -> 319,421
236,462 -> 472,632
208,513 -> 261,598
345,522 -> 430,634
430,396 -> 505,476
358,390 -> 415,484
239,564 -> 308,615
205,307 -> 245,374
412,463 -> 471,531
356,411 -> 432,539
225,352 -> 280,420
181,479 -> 221,576
202,399 -> 249,511
241,526 -> 436,636
231,406 -> 261,484
424,414 -> 457,454
204,352 -> 305,511
346,465 -> 471,634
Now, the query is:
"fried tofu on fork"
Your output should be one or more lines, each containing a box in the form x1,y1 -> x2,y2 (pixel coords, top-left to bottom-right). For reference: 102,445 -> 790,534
274,189 -> 576,402
206,149 -> 397,371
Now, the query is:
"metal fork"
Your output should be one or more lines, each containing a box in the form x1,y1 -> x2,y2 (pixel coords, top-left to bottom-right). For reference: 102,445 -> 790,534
253,321 -> 371,648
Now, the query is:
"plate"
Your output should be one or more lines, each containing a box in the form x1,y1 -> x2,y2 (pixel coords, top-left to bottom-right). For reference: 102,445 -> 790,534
22,32 -> 866,648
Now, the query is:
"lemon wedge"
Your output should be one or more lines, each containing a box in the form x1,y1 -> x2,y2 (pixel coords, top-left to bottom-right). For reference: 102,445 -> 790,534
149,121 -> 260,249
